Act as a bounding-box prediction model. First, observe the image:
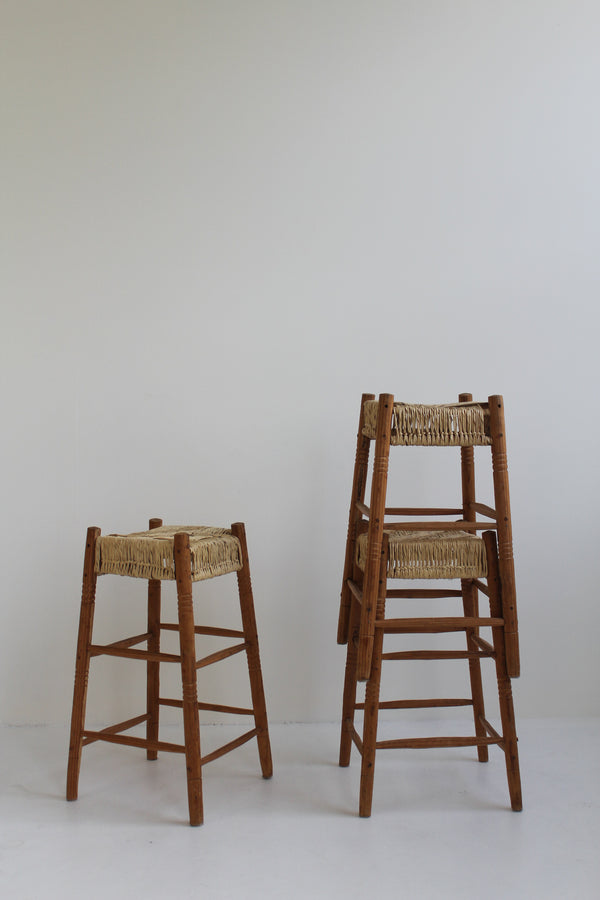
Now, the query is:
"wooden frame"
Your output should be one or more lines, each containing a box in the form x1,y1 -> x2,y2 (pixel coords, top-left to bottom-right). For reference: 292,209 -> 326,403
66,518 -> 272,826
338,393 -> 522,815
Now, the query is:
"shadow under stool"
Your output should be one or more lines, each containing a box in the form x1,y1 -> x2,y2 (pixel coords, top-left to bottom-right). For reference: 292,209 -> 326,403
67,519 -> 272,825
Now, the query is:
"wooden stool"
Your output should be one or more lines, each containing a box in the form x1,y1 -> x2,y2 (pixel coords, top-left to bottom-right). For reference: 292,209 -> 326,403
338,394 -> 522,816
67,519 -> 272,825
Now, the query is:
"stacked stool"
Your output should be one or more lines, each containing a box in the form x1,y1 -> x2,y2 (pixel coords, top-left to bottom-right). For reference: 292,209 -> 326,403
67,519 -> 272,825
338,393 -> 522,816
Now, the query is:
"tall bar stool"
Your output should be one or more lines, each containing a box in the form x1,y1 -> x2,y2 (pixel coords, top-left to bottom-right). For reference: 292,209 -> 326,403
67,519 -> 272,825
338,393 -> 522,816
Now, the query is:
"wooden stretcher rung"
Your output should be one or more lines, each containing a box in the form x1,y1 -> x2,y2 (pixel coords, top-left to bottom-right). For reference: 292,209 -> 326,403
382,521 -> 497,532
82,729 -> 186,754
469,634 -> 495,655
382,649 -> 494,661
195,642 -> 247,670
347,580 -> 363,603
89,644 -> 181,663
479,715 -> 505,749
356,504 -> 468,518
378,616 -> 503,633
472,579 -> 490,597
386,589 -> 463,599
355,698 -> 473,710
103,633 -> 151,650
81,713 -> 148,746
376,735 -> 502,750
160,623 -> 245,639
351,726 -> 363,756
385,507 -> 464,516
200,728 -> 259,767
159,698 -> 254,716
471,502 -> 497,519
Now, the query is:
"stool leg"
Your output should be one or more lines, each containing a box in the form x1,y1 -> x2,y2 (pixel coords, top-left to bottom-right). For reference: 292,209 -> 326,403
358,537 -> 388,817
359,620 -> 384,817
146,578 -> 161,759
146,517 -> 162,761
483,532 -> 522,811
66,526 -> 100,801
174,532 -> 203,826
231,523 -> 273,779
339,592 -> 360,767
458,400 -> 488,761
462,579 -> 489,763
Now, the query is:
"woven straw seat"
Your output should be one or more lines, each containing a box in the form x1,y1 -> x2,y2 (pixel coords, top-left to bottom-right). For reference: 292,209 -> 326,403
356,529 -> 487,580
362,400 -> 491,446
96,526 -> 243,582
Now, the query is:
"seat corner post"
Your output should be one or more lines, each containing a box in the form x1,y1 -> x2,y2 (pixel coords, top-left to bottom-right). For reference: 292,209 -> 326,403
66,525 -> 101,802
488,396 -> 520,677
174,531 -> 204,826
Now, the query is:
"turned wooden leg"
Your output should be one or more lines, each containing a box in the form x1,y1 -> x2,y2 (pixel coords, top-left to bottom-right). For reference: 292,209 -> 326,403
358,536 -> 388,817
231,523 -> 273,779
489,396 -> 520,678
457,403 -> 488,762
146,517 -> 162,761
174,532 -> 203,826
66,526 -> 100,801
483,532 -> 522,811
462,578 -> 489,763
359,621 -> 384,817
339,593 -> 360,767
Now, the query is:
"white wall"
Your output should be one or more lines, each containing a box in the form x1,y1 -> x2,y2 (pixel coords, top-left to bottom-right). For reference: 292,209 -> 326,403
2,0 -> 599,726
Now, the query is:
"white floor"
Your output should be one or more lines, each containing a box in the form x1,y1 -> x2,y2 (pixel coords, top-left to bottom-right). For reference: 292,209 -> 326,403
1,719 -> 598,899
